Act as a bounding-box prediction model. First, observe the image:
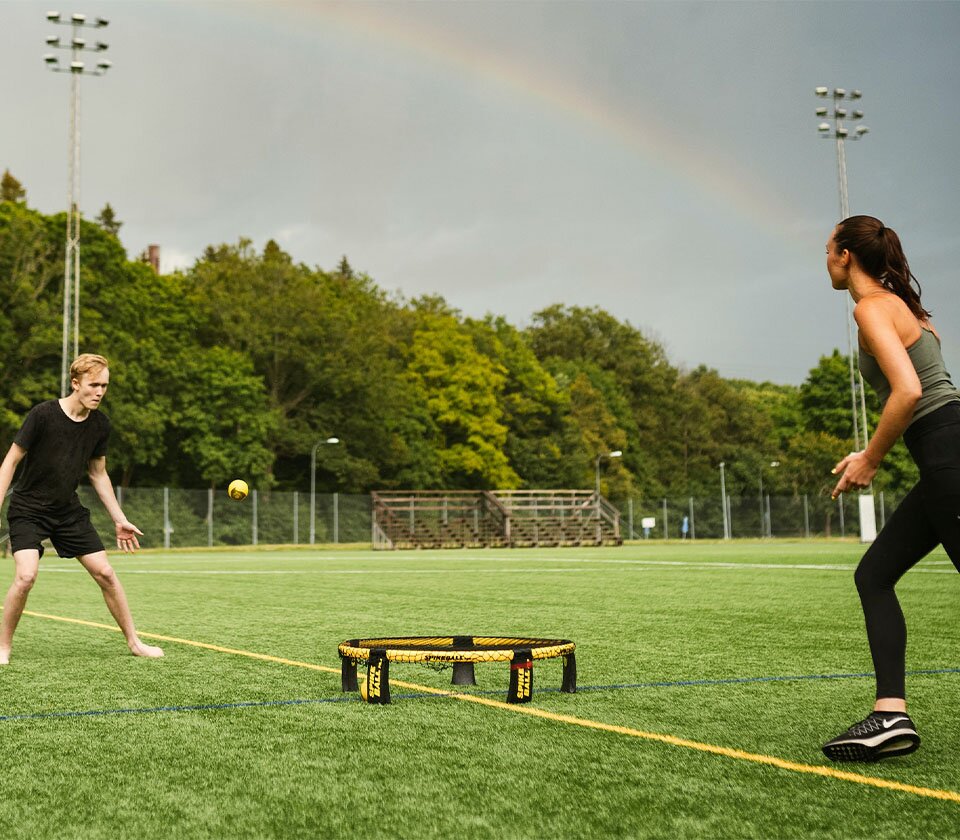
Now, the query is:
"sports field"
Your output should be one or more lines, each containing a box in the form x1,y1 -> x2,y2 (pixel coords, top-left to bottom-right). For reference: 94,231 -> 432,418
1,541 -> 958,839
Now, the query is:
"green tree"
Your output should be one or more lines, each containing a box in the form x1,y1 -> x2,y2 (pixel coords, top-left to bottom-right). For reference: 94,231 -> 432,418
673,366 -> 776,497
404,304 -> 518,489
174,346 -> 276,487
0,202 -> 64,442
1,170 -> 26,204
730,378 -> 802,457
95,203 -> 122,237
526,305 -> 675,495
565,369 -> 631,496
794,350 -> 917,496
783,430 -> 848,499
800,350 -> 859,440
184,239 -> 329,481
184,240 -> 435,492
72,219 -> 192,484
466,316 -> 572,488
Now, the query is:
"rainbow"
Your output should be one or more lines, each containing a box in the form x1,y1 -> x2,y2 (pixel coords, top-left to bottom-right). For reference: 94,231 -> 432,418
238,3 -> 803,243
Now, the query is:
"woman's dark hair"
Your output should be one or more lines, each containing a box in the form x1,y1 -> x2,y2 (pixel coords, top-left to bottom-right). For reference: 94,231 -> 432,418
835,215 -> 931,319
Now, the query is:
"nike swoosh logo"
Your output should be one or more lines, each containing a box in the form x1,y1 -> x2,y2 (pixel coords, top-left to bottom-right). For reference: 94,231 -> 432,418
882,717 -> 909,729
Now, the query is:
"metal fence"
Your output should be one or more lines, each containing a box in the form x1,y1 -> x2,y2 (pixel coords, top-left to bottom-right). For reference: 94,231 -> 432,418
1,488 -> 903,551
73,488 -> 372,549
613,491 -> 907,541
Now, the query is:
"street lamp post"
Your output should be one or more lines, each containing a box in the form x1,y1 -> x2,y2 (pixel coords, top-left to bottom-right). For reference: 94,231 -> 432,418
44,12 -> 112,396
815,86 -> 877,542
310,437 -> 339,545
758,460 -> 780,538
594,450 -> 622,496
719,462 -> 729,540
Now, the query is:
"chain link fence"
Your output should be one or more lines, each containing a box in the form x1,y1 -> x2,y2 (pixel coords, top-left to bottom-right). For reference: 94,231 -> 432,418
74,488 -> 372,549
1,488 -> 906,551
613,491 -> 907,541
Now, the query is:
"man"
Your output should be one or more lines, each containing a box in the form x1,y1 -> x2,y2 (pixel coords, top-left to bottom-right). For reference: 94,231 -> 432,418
0,354 -> 163,664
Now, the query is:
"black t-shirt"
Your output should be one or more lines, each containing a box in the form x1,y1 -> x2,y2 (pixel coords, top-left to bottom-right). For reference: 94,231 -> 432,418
10,399 -> 110,514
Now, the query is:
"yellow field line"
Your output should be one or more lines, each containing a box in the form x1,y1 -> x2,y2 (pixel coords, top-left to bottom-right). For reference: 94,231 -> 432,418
22,610 -> 960,805
23,610 -> 343,674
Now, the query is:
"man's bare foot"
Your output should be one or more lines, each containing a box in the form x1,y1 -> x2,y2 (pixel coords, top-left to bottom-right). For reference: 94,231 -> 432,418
0,648 -> 10,665
128,639 -> 164,658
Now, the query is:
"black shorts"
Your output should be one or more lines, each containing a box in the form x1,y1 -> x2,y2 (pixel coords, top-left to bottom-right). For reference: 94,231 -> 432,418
7,505 -> 105,559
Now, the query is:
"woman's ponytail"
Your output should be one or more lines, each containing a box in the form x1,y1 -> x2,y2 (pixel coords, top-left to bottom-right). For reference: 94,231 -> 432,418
835,215 -> 930,319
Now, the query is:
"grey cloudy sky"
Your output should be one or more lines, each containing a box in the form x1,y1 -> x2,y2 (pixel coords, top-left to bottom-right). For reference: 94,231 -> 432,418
4,0 -> 960,385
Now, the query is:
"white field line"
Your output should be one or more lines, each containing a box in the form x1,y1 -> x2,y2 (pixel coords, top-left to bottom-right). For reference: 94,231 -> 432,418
36,567 -> 617,575
35,559 -> 958,575
37,550 -> 956,568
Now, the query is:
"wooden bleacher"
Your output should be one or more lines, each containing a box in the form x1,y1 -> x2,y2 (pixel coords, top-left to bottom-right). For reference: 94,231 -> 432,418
371,490 -> 621,550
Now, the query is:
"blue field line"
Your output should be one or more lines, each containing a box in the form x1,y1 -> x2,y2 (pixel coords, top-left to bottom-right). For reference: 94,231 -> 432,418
3,667 -> 958,723
0,691 -> 458,723
436,666 -> 960,698
0,695 -> 362,722
561,666 -> 960,693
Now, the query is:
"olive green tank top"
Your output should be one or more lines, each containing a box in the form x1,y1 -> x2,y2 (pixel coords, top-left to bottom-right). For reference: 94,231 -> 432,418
858,327 -> 960,425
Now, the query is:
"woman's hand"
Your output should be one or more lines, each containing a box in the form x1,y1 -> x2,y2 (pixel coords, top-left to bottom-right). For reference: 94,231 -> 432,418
831,450 -> 880,499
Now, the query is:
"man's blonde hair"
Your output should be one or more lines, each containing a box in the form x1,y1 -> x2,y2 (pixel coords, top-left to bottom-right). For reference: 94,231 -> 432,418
70,353 -> 109,383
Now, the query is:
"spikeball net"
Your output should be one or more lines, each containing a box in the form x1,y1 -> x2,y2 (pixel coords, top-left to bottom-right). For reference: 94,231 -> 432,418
338,636 -> 577,704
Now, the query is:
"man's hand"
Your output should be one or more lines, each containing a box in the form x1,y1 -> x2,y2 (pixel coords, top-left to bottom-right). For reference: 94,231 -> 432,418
115,519 -> 144,553
831,450 -> 880,499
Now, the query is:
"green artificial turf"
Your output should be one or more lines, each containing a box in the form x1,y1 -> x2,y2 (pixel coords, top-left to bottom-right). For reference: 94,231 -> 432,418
1,541 -> 958,838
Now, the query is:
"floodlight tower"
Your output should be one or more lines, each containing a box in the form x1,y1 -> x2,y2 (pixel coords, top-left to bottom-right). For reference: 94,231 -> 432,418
43,11 -> 112,396
814,86 -> 876,541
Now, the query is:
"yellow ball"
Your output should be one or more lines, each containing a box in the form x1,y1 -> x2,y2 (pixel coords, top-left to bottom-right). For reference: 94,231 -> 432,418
227,479 -> 249,501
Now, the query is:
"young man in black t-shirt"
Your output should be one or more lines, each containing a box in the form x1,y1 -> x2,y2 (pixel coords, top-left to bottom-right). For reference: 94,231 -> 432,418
0,354 -> 163,664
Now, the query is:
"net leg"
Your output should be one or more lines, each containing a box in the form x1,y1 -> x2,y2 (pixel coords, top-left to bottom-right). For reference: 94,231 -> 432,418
451,637 -> 476,686
507,649 -> 533,704
363,650 -> 391,704
451,662 -> 477,686
561,652 -> 577,693
341,657 -> 358,692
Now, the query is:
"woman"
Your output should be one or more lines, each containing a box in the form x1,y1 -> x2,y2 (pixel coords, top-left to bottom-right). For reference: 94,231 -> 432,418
821,215 -> 960,762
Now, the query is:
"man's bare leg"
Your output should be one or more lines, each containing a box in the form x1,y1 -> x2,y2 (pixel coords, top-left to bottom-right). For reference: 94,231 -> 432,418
79,551 -> 163,658
0,549 -> 40,664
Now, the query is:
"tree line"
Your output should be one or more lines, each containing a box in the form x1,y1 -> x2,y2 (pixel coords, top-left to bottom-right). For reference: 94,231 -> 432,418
0,172 -> 917,501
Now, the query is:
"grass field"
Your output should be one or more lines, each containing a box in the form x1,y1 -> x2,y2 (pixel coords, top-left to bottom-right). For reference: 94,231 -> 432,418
1,540 -> 959,839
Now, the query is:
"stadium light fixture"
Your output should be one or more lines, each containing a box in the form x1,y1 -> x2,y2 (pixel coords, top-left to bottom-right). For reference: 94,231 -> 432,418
310,437 -> 341,544
43,10 -> 113,396
812,84 -> 877,543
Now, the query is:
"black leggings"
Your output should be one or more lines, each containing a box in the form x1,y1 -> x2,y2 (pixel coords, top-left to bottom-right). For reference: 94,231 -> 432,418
855,401 -> 960,699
